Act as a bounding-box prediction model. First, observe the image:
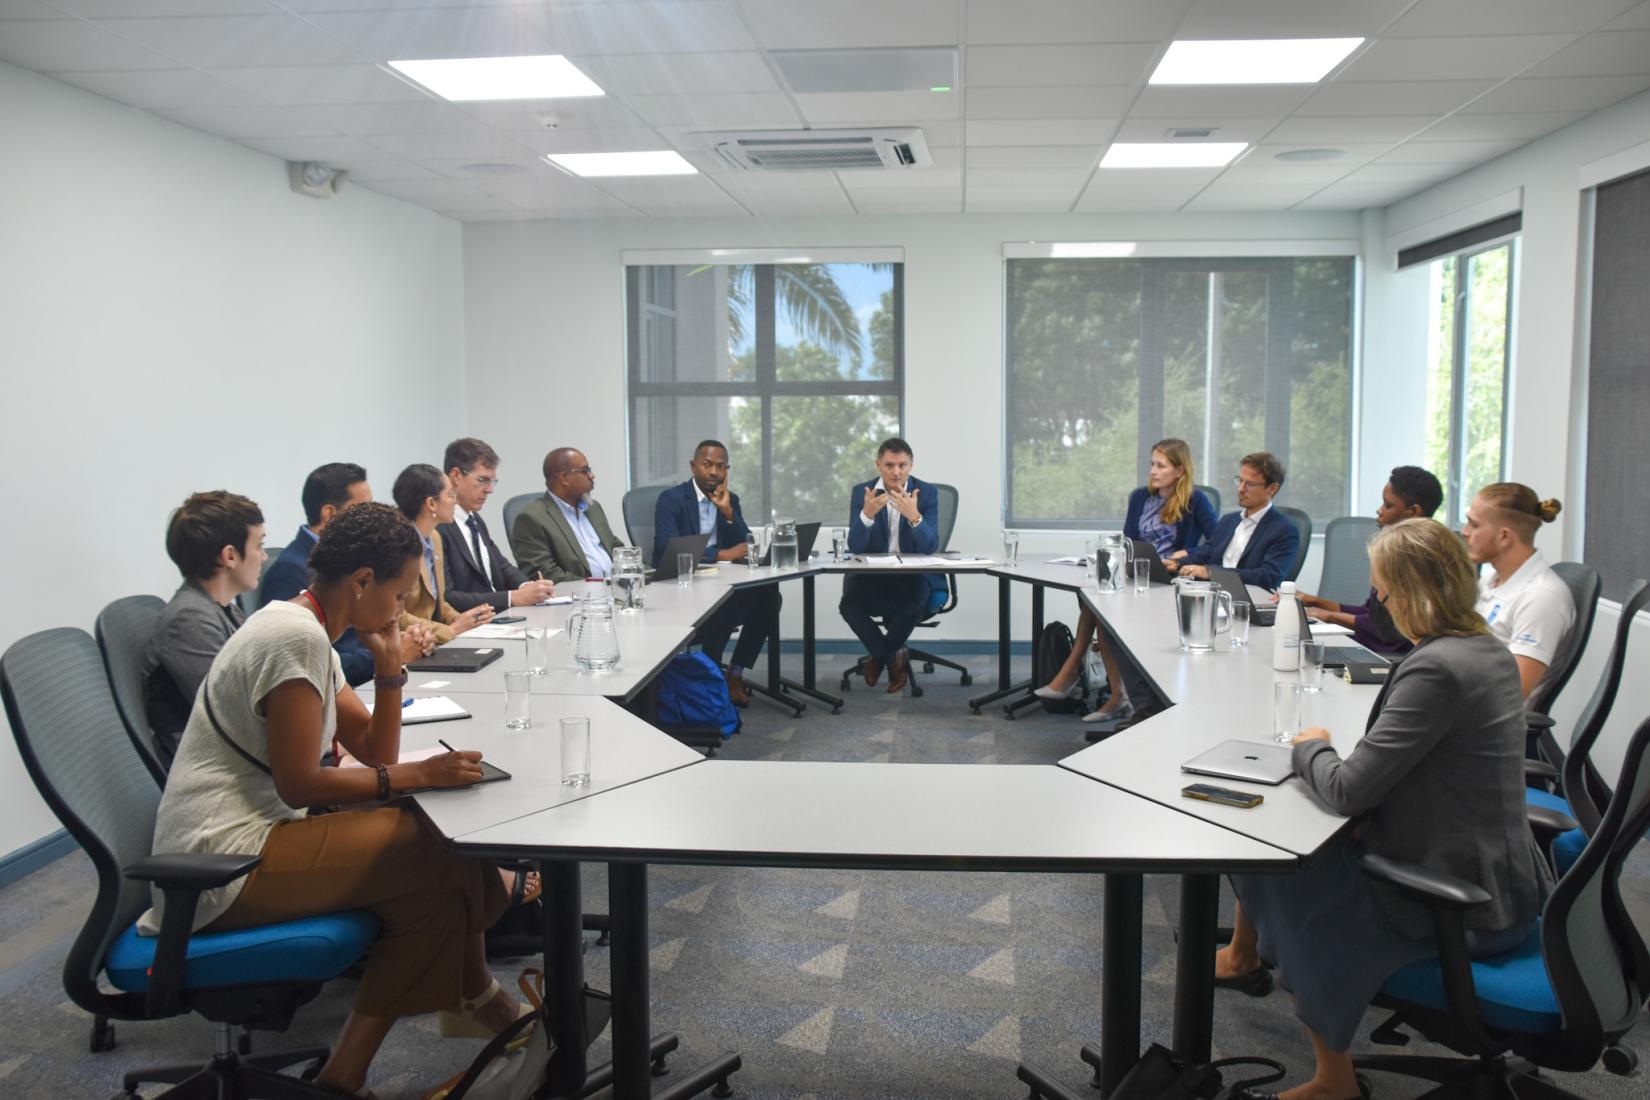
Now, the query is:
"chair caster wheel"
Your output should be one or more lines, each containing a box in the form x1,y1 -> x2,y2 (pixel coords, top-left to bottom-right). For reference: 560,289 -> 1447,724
910,686 -> 923,698
712,1079 -> 734,1098
922,662 -> 935,673
961,673 -> 973,686
597,930 -> 611,946
237,1028 -> 253,1055
831,705 -> 843,715
300,1058 -> 325,1082
1602,1043 -> 1638,1075
651,1054 -> 670,1077
839,677 -> 851,691
90,1018 -> 116,1053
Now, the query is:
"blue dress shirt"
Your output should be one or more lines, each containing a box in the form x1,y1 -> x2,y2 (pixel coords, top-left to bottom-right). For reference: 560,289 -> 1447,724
552,494 -> 614,577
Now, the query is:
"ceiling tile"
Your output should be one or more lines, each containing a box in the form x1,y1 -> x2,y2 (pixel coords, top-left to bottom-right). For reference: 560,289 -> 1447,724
1111,116 -> 1283,143
708,173 -> 854,215
362,129 -> 540,159
1,20 -> 177,70
740,0 -> 958,50
274,0 -> 520,10
205,63 -> 435,104
965,187 -> 1078,211
1267,115 -> 1438,143
1294,185 -> 1410,210
499,192 -> 642,216
358,177 -> 511,206
1460,74 -> 1650,113
837,168 -> 963,192
1088,167 -> 1224,190
1297,79 -> 1497,117
1336,162 -> 1463,187
1415,111 -> 1585,141
298,8 -> 547,60
1374,139 -> 1525,164
965,118 -> 1118,146
1217,159 -> 1368,184
157,104 -> 343,140
1074,186 -> 1201,212
964,0 -> 1190,45
1184,182 -> 1328,210
52,0 -> 279,13
570,51 -> 780,96
1522,30 -> 1650,77
524,126 -> 689,154
964,43 -> 1157,87
329,158 -> 447,183
793,90 -> 960,124
623,91 -> 800,128
1384,0 -> 1640,37
238,134 -> 385,162
733,188 -> 858,215
285,100 -> 491,136
965,167 -> 1092,189
1177,0 -> 1413,37
0,0 -> 78,17
964,144 -> 1100,168
48,67 -> 268,108
849,187 -> 962,213
521,1 -> 758,55
456,95 -> 648,132
1130,85 -> 1316,118
1607,1 -> 1650,28
1336,35 -> 1574,81
91,15 -> 364,67
1245,143 -> 1392,168
967,86 -> 1135,121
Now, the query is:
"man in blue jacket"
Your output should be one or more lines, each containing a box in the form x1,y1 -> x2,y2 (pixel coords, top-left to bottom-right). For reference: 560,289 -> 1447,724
1172,451 -> 1300,590
652,440 -> 776,706
841,437 -> 943,694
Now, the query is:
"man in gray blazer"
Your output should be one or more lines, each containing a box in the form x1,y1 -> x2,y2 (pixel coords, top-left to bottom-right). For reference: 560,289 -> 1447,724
509,446 -> 626,585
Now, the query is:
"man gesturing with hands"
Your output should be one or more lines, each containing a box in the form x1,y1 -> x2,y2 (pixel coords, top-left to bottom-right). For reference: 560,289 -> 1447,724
840,438 -> 944,694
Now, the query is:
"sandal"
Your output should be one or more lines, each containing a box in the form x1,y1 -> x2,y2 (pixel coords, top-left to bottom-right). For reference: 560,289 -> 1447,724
507,868 -> 541,907
421,971 -> 546,1100
1213,964 -> 1275,997
437,977 -> 536,1049
1237,1072 -> 1372,1100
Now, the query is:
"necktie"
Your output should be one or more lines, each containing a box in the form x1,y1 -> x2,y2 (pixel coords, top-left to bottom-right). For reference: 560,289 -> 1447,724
467,514 -> 490,587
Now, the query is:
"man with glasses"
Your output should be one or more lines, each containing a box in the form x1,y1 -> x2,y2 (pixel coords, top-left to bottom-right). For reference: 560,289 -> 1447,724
439,437 -> 556,612
510,447 -> 625,585
1170,451 -> 1299,590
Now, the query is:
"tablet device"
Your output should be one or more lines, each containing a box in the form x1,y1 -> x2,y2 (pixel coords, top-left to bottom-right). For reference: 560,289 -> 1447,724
407,647 -> 503,673
402,759 -> 511,795
651,533 -> 713,579
1181,739 -> 1296,786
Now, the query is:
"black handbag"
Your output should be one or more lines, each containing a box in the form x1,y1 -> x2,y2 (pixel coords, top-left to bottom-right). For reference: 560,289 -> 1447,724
1109,1043 -> 1285,1099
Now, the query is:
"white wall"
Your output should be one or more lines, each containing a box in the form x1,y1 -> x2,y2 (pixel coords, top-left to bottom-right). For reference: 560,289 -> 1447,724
0,62 -> 468,858
463,209 -> 1362,641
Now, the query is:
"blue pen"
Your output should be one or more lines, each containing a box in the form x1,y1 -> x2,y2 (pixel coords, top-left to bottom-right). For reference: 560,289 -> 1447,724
402,697 -> 414,709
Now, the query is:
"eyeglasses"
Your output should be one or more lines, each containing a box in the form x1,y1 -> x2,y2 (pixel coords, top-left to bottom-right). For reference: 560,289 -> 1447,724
567,466 -> 594,476
1233,476 -> 1268,491
469,474 -> 499,489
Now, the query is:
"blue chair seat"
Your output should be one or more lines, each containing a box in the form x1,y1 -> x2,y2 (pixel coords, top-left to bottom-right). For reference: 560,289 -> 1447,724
107,911 -> 378,993
1380,924 -> 1559,1034
1525,787 -> 1588,874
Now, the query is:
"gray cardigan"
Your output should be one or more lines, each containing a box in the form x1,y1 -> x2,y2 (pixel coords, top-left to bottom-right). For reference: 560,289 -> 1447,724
1293,632 -> 1550,940
143,581 -> 246,754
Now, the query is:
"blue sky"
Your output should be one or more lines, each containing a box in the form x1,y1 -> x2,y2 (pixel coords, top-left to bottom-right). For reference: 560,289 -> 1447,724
730,262 -> 893,378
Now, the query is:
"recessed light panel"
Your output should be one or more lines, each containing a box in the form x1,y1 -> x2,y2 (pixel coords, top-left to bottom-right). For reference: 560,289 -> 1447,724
1100,143 -> 1247,169
387,55 -> 604,102
1149,39 -> 1362,85
546,151 -> 698,177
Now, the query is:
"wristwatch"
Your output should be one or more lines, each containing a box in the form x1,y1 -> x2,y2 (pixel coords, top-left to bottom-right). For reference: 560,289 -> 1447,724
374,667 -> 408,691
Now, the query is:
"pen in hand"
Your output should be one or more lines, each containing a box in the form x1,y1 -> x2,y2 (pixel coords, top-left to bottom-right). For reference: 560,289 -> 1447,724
438,738 -> 456,753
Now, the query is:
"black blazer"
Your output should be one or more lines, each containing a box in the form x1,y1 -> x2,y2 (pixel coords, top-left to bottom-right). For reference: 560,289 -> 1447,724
439,513 -> 528,613
652,480 -> 751,567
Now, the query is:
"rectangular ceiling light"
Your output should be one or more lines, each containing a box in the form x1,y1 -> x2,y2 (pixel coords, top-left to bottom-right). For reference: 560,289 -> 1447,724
546,151 -> 697,177
1149,38 -> 1362,85
1100,143 -> 1247,169
387,55 -> 604,102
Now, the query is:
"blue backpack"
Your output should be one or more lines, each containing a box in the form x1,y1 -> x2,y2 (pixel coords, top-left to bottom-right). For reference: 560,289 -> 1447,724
656,652 -> 740,739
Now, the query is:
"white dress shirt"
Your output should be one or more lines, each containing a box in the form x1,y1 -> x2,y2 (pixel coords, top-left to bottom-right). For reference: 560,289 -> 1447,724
858,477 -> 919,553
454,504 -> 496,588
691,480 -> 719,552
1222,501 -> 1273,570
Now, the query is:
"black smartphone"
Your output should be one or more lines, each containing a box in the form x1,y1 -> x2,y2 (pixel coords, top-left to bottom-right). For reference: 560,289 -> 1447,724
1181,783 -> 1264,809
492,615 -> 525,624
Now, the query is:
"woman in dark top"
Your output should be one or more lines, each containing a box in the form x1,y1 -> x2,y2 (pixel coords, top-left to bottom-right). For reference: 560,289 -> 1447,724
1220,518 -> 1547,1100
1034,438 -> 1216,725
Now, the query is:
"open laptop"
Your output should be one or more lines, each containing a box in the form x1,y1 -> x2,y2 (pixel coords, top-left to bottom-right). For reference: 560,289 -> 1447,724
407,646 -> 504,673
1129,539 -> 1180,585
1181,739 -> 1296,786
1207,567 -> 1312,634
651,532 -> 713,580
1320,642 -> 1391,670
759,520 -> 822,566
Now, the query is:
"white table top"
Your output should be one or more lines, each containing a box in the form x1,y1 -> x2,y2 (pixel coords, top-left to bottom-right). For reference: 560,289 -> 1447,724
822,556 -> 999,574
452,760 -> 1295,874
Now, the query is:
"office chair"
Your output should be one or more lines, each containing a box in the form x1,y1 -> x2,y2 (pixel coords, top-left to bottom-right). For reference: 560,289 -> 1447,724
95,595 -> 169,785
620,483 -> 675,563
1316,516 -> 1378,607
1193,483 -> 1221,517
1524,563 -> 1602,727
1524,578 -> 1650,875
239,549 -> 285,617
839,483 -> 972,698
501,492 -> 539,543
2,627 -> 378,1098
1354,712 -> 1650,1094
1276,506 -> 1312,584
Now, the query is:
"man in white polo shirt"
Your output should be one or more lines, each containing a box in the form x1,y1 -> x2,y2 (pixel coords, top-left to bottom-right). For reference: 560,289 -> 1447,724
1462,482 -> 1575,699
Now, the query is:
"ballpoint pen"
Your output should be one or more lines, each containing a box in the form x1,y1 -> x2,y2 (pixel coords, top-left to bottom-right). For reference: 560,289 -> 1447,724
438,738 -> 456,753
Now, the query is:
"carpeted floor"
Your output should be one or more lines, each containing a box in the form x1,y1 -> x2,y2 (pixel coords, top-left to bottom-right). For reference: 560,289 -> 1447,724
2,650 -> 1646,1099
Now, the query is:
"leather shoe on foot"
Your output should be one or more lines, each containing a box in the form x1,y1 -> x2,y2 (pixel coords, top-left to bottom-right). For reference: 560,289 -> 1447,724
726,673 -> 751,707
886,649 -> 910,693
863,656 -> 883,687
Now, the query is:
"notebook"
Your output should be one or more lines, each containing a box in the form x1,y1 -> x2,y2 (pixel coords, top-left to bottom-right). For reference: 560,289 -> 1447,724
362,695 -> 472,725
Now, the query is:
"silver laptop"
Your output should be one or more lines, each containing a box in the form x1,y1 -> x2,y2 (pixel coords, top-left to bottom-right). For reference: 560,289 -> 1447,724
1180,739 -> 1296,786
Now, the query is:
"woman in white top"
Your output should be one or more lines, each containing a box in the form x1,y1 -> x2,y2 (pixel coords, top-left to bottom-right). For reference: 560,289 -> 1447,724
1461,482 -> 1576,699
145,503 -> 526,1099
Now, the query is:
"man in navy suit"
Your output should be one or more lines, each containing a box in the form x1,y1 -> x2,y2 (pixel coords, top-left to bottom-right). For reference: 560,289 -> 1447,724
438,437 -> 556,612
259,462 -> 433,685
1171,451 -> 1300,590
841,437 -> 943,694
652,439 -> 777,706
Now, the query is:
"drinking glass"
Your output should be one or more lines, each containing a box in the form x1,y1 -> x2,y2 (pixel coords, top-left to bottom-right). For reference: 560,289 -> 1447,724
677,552 -> 695,587
504,670 -> 532,729
746,532 -> 761,570
1002,532 -> 1019,568
1083,537 -> 1098,564
525,626 -> 551,675
560,716 -> 590,788
1230,602 -> 1252,648
1300,641 -> 1325,693
1273,681 -> 1302,743
830,527 -> 847,563
1132,556 -> 1150,593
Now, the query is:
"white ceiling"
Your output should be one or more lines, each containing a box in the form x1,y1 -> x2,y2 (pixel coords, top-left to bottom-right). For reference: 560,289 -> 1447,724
6,0 -> 1650,220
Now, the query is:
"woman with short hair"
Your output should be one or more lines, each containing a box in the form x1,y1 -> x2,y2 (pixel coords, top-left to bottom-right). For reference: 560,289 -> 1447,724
391,464 -> 493,643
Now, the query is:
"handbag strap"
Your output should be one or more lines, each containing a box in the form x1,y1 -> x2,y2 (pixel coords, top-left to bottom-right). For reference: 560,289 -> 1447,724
1210,1055 -> 1286,1093
201,680 -> 272,776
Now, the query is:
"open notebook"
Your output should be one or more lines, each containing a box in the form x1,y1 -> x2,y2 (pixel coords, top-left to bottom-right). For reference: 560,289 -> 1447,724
361,695 -> 471,725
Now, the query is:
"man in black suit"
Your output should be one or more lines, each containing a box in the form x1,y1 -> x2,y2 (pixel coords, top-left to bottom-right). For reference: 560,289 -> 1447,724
439,437 -> 556,613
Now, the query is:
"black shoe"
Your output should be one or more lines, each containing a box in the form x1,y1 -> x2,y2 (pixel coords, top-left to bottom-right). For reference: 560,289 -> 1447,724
1213,965 -> 1274,997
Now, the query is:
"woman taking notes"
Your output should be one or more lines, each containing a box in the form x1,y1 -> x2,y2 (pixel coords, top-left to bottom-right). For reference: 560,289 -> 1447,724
392,464 -> 493,644
1033,438 -> 1216,727
142,503 -> 530,1098
1219,519 -> 1547,1100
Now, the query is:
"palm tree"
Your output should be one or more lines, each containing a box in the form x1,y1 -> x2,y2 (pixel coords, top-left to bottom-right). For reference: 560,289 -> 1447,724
685,262 -> 889,367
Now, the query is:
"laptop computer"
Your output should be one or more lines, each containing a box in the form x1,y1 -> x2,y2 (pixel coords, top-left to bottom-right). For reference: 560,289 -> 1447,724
651,532 -> 714,580
1207,567 -> 1311,634
1320,643 -> 1390,670
407,646 -> 504,673
1129,540 -> 1180,585
1181,739 -> 1296,786
759,520 -> 822,566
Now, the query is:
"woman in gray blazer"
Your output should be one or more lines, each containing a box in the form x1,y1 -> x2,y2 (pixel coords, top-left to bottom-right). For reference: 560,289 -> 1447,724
1225,518 -> 1549,1100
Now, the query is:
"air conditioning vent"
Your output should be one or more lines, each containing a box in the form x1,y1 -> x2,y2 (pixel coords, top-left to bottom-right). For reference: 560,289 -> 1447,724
703,128 -> 932,172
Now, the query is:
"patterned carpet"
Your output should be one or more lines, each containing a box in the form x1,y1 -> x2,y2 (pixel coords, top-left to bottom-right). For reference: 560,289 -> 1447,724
1,651 -> 1646,1099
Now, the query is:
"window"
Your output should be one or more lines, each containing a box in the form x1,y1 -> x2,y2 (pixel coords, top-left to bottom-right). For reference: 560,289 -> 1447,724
1004,256 -> 1355,527
1423,241 -> 1514,526
627,260 -> 902,522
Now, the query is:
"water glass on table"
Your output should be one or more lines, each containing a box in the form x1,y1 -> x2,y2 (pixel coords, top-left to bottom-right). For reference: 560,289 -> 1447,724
503,670 -> 532,729
677,552 -> 695,587
1230,602 -> 1251,647
830,527 -> 847,563
1132,556 -> 1151,593
525,627 -> 551,675
746,532 -> 760,570
1273,680 -> 1302,743
1300,641 -> 1325,692
1002,532 -> 1019,568
560,716 -> 590,788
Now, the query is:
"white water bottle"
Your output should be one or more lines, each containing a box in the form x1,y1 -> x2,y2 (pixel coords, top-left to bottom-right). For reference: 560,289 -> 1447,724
1272,581 -> 1301,672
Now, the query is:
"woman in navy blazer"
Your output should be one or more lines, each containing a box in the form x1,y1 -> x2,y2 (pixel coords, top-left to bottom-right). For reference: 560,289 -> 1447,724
1034,439 -> 1216,725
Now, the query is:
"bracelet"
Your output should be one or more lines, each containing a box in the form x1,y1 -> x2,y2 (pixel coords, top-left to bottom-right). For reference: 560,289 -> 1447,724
374,667 -> 408,691
374,764 -> 392,802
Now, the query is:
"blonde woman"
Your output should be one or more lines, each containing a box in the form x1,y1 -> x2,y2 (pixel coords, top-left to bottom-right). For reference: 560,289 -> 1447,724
1034,439 -> 1216,726
1461,482 -> 1574,699
1221,519 -> 1547,1100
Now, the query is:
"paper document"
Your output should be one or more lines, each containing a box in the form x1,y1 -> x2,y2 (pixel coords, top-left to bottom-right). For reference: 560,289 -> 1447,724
871,554 -> 959,568
1311,623 -> 1356,637
463,623 -> 526,640
339,744 -> 447,768
361,695 -> 472,726
536,596 -> 574,606
1048,556 -> 1089,566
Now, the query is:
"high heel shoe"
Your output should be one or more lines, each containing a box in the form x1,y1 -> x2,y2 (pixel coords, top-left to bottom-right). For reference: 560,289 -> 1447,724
437,977 -> 536,1049
1032,682 -> 1082,702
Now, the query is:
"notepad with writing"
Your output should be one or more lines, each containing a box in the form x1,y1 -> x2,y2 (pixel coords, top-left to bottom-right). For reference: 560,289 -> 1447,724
362,695 -> 471,725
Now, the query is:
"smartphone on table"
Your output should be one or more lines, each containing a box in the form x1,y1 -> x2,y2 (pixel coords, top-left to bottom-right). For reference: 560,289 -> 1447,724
1181,783 -> 1264,809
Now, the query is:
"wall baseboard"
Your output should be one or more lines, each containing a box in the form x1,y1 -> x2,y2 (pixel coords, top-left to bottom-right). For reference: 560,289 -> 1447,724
0,829 -> 75,890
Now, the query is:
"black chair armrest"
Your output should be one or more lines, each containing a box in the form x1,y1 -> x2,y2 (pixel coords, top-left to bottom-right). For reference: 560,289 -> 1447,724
1524,759 -> 1558,782
1526,805 -> 1579,849
1359,853 -> 1491,909
123,852 -> 261,1018
1525,713 -> 1555,731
